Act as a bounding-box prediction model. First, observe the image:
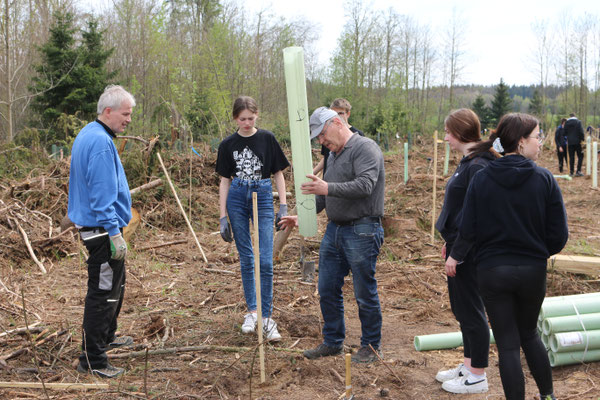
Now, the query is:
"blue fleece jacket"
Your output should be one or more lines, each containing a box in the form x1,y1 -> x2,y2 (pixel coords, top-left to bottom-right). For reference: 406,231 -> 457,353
68,121 -> 131,236
459,154 -> 568,269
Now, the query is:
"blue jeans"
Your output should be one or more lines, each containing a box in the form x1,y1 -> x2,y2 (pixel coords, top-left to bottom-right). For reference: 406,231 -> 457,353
318,221 -> 384,348
227,178 -> 274,318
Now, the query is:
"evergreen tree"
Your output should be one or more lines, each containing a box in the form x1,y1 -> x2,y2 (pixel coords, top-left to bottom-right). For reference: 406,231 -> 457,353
472,94 -> 491,129
490,78 -> 512,125
529,88 -> 543,118
30,12 -> 116,142
30,11 -> 79,130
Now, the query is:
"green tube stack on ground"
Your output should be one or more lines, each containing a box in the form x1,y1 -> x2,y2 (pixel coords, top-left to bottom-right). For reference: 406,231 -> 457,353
550,329 -> 600,353
542,312 -> 600,335
283,47 -> 317,237
414,329 -> 496,351
538,297 -> 600,321
549,349 -> 600,367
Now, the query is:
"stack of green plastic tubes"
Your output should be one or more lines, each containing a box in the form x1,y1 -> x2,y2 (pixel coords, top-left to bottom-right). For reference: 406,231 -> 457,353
537,292 -> 600,366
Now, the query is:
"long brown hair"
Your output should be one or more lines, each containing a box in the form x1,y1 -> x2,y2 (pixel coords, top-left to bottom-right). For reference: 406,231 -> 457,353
470,113 -> 539,155
445,108 -> 481,143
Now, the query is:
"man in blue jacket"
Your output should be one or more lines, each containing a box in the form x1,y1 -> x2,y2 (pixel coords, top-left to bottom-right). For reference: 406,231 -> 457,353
68,85 -> 135,378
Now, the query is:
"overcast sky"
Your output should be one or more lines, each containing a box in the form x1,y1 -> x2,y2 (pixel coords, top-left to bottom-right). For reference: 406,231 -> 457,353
81,0 -> 599,86
245,0 -> 599,86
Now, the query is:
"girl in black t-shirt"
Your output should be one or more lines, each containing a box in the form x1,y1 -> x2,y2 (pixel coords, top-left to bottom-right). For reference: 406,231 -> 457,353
216,96 -> 290,342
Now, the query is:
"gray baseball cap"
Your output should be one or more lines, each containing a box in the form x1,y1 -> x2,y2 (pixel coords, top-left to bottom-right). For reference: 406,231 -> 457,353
309,107 -> 338,139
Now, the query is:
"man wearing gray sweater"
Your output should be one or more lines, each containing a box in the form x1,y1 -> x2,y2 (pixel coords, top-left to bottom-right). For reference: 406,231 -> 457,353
279,107 -> 385,363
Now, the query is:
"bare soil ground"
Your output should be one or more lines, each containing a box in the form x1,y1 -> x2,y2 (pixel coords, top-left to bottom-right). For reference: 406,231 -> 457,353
1,138 -> 600,400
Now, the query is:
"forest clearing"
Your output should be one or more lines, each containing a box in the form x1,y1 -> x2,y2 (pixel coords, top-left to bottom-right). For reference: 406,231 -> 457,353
0,136 -> 599,400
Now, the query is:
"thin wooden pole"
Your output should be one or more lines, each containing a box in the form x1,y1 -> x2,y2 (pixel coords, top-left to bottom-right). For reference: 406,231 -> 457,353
156,153 -> 208,263
431,131 -> 438,243
252,192 -> 266,383
345,353 -> 352,399
0,382 -> 108,391
189,135 -> 193,221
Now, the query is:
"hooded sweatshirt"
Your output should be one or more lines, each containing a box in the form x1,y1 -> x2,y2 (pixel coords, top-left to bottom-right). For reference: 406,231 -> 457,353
435,151 -> 496,262
459,154 -> 568,269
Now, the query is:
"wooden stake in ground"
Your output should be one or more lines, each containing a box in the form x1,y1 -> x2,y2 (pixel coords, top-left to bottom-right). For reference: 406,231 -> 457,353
345,353 -> 353,399
252,192 -> 266,383
156,152 -> 208,263
431,131 -> 438,243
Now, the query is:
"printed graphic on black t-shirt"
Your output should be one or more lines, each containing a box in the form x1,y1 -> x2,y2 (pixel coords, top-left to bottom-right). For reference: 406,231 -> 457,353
234,146 -> 263,180
216,129 -> 290,180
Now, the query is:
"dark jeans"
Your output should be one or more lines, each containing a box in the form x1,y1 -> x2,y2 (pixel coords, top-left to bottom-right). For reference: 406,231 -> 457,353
556,147 -> 567,172
446,244 -> 489,368
478,264 -> 552,400
318,220 -> 383,349
226,178 -> 274,317
79,230 -> 125,369
567,143 -> 583,174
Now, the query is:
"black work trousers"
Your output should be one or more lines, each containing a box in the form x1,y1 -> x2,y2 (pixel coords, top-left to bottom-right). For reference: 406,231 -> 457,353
79,230 -> 125,369
556,147 -> 567,172
446,244 -> 489,368
567,143 -> 583,174
478,264 -> 552,400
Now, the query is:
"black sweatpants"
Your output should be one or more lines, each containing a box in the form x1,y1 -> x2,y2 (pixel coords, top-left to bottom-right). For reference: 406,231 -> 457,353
478,264 -> 552,400
446,244 -> 489,368
78,229 -> 125,369
567,143 -> 583,174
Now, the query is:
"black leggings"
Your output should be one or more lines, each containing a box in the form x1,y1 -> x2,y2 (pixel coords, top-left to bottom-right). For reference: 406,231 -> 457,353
446,244 -> 489,368
478,264 -> 552,400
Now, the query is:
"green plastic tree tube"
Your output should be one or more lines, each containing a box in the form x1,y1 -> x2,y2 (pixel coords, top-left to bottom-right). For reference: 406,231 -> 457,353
539,297 -> 600,321
550,329 -> 600,353
549,349 -> 600,367
542,292 -> 600,304
443,142 -> 450,176
283,47 -> 317,237
404,142 -> 409,183
414,329 -> 495,351
542,312 -> 600,335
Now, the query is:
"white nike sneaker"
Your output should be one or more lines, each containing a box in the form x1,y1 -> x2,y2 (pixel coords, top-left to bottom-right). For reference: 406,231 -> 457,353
241,313 -> 257,334
263,317 -> 282,342
441,374 -> 488,394
435,363 -> 468,383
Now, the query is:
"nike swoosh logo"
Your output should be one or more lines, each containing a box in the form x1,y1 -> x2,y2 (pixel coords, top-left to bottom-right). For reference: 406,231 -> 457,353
465,379 -> 485,386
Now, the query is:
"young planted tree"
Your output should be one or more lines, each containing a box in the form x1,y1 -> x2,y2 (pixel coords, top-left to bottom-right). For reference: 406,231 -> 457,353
490,78 -> 512,125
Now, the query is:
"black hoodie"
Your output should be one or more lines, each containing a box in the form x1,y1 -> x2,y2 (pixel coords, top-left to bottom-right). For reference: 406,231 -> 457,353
435,151 -> 496,261
459,154 -> 568,269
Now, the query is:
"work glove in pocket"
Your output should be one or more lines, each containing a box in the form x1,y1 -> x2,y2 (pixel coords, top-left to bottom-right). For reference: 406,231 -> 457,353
109,233 -> 127,260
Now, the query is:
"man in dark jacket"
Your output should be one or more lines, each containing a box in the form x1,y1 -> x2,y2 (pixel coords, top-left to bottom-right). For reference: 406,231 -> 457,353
564,113 -> 585,176
554,118 -> 567,173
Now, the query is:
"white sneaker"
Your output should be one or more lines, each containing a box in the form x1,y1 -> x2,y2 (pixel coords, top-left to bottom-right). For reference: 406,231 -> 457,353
241,313 -> 257,334
263,317 -> 282,342
435,363 -> 468,383
441,374 -> 488,394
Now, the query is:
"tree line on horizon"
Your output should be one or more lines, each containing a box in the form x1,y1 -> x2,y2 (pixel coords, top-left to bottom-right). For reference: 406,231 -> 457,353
1,0 -> 600,150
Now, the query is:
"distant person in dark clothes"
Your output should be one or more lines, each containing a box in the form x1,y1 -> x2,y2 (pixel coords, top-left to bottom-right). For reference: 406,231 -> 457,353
554,118 -> 567,173
564,113 -> 585,176
435,109 -> 499,394
69,85 -> 136,379
313,98 -> 364,176
460,113 -> 568,400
